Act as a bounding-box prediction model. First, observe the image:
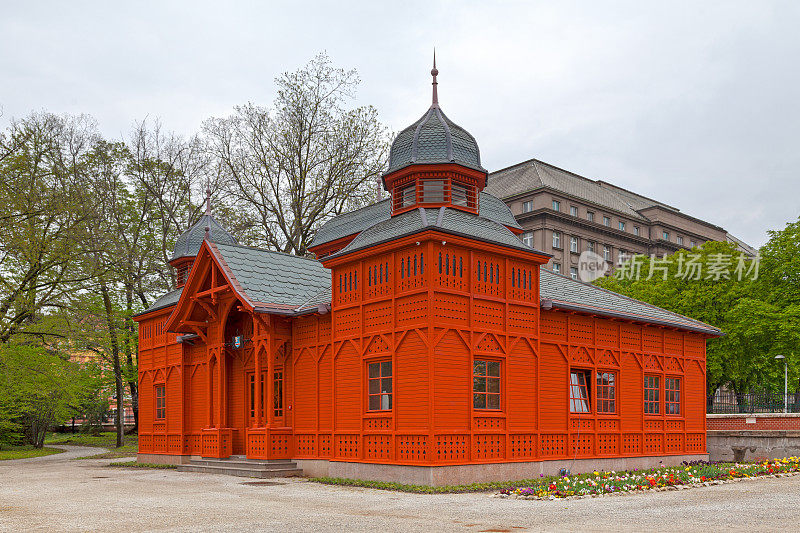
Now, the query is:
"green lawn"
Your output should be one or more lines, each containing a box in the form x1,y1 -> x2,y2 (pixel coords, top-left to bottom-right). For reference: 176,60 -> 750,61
46,431 -> 139,458
0,445 -> 64,461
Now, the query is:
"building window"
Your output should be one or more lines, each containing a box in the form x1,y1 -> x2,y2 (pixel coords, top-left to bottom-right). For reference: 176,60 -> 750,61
552,231 -> 561,249
597,372 -> 616,413
587,211 -> 594,222
677,236 -> 684,246
420,179 -> 445,203
619,221 -> 626,231
155,384 -> 165,420
644,375 -> 660,414
603,245 -> 611,261
473,360 -> 500,410
662,231 -> 670,241
603,216 -> 611,227
570,236 -> 578,253
588,241 -> 595,253
522,200 -> 534,213
570,370 -> 591,413
368,361 -> 392,411
570,267 -> 578,280
521,231 -> 534,247
570,205 -> 578,216
396,184 -> 415,208
452,182 -> 474,207
666,377 -> 681,415
176,264 -> 189,286
690,240 -> 697,248
273,370 -> 284,417
552,262 -> 561,274
552,200 -> 561,211
634,226 -> 640,236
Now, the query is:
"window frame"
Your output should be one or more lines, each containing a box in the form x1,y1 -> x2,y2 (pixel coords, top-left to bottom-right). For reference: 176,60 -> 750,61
570,267 -> 578,280
154,383 -> 166,420
603,215 -> 611,227
619,221 -> 626,231
552,262 -> 561,274
367,359 -> 393,412
634,226 -> 640,236
570,236 -> 579,253
665,377 -> 681,415
570,205 -> 579,217
552,199 -> 561,211
587,211 -> 594,222
603,245 -> 612,261
522,200 -> 534,213
596,371 -> 616,414
569,369 -> 592,414
472,359 -> 502,411
521,231 -> 534,247
644,375 -> 661,415
662,231 -> 670,241
552,231 -> 561,249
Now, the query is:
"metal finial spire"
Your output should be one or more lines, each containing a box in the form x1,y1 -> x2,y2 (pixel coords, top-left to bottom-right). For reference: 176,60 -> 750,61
431,49 -> 439,107
204,186 -> 211,240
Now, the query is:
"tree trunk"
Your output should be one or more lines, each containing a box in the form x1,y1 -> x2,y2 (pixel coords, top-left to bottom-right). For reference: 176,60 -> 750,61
100,281 -> 125,448
124,287 -> 139,433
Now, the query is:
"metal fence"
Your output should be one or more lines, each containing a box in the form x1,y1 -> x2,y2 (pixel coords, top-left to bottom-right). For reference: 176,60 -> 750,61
707,390 -> 800,414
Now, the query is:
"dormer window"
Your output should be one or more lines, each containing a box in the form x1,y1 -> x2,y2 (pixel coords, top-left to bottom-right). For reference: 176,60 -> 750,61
420,179 -> 445,203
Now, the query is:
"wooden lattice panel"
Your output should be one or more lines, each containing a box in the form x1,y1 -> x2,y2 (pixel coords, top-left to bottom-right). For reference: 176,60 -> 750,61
508,304 -> 537,333
295,317 -> 317,347
685,334 -> 705,358
474,254 -> 503,297
643,330 -> 662,353
643,354 -> 662,371
365,255 -> 392,300
433,293 -> 469,325
644,433 -> 663,454
473,300 -> 504,330
318,434 -> 332,457
596,349 -> 619,367
364,417 -> 392,430
397,249 -> 425,293
540,311 -> 568,341
665,433 -> 684,453
620,324 -> 641,350
665,357 -> 682,372
570,346 -> 594,366
595,321 -> 618,347
476,334 -> 504,354
365,434 -> 392,460
335,434 -> 360,458
363,301 -> 392,333
621,433 -> 641,455
570,434 -> 593,456
645,419 -> 664,431
571,418 -> 594,431
685,433 -> 705,452
569,315 -> 593,344
335,266 -> 360,306
365,335 -> 390,355
270,434 -> 291,458
597,434 -> 619,455
540,434 -> 566,456
294,434 -> 316,457
510,434 -> 537,459
597,419 -> 619,431
474,417 -> 505,430
434,248 -> 468,291
396,293 -> 427,326
434,435 -> 469,462
508,261 -> 536,302
334,307 -> 360,337
473,434 -> 504,460
397,435 -> 427,462
665,419 -> 684,431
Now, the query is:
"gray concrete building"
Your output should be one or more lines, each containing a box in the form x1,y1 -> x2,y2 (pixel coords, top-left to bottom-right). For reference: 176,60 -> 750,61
485,158 -> 756,279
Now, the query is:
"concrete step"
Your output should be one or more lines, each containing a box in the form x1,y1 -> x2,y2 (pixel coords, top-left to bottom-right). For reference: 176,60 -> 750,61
188,458 -> 298,468
177,463 -> 303,478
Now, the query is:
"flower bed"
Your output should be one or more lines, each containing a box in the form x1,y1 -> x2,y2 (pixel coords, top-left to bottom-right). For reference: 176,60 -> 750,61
499,457 -> 800,500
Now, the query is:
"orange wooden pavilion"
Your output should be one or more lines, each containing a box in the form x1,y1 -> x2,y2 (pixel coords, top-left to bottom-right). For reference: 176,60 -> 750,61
134,63 -> 720,485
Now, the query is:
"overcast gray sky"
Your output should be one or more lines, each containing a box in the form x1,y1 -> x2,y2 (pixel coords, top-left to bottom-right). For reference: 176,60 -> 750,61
2,1 -> 797,247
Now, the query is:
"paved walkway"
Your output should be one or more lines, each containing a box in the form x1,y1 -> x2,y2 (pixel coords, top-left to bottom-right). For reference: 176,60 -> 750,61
1,449 -> 799,532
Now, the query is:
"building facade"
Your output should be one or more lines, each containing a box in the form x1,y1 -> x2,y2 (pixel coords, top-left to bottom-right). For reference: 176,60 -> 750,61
134,66 -> 720,485
485,159 -> 756,279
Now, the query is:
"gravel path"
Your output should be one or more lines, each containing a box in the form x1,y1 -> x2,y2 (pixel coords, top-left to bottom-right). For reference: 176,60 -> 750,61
1,451 -> 799,532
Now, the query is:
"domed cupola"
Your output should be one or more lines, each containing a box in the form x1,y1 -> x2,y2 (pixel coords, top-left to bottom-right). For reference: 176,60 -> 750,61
383,55 -> 489,216
169,188 -> 238,287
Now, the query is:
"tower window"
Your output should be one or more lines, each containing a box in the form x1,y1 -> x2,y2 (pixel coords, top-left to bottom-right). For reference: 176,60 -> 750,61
395,184 -> 415,209
420,179 -> 445,203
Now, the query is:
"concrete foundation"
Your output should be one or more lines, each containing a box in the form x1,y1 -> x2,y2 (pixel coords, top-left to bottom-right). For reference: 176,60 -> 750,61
137,453 -> 194,465
707,430 -> 800,462
296,454 -> 709,486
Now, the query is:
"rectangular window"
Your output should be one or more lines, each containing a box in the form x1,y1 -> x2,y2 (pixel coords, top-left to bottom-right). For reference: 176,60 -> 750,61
368,361 -> 392,411
570,370 -> 591,413
690,240 -> 697,248
644,375 -> 660,414
588,241 -> 595,253
552,262 -> 561,274
634,226 -> 640,236
421,179 -> 445,203
597,372 -> 616,413
452,182 -> 473,207
570,267 -> 578,280
273,370 -> 284,417
473,360 -> 500,410
552,200 -> 561,211
396,184 -> 415,208
570,236 -> 578,253
570,205 -> 578,217
619,221 -> 626,231
677,236 -> 684,246
603,216 -> 611,227
521,231 -> 534,247
155,384 -> 165,420
587,211 -> 594,222
552,231 -> 561,249
522,200 -> 534,213
665,377 -> 681,414
603,245 -> 611,261
662,231 -> 670,241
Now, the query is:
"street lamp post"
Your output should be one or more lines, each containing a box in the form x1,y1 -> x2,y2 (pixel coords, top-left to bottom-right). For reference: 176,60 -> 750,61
775,355 -> 788,413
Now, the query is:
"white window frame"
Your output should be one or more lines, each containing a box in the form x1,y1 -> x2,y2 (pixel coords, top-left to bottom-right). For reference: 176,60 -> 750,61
521,231 -> 534,247
552,231 -> 561,249
570,236 -> 578,253
522,200 -> 534,213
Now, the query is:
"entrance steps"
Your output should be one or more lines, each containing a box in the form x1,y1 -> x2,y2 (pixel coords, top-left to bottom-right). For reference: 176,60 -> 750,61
177,456 -> 304,478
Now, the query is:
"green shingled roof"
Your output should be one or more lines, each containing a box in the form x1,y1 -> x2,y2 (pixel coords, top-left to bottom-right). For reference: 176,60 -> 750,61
311,192 -> 521,250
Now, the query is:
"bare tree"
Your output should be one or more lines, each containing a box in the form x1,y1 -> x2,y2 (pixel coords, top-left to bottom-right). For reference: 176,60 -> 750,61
204,53 -> 389,255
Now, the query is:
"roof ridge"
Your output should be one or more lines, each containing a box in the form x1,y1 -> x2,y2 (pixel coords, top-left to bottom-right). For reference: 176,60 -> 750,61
214,242 -> 324,264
